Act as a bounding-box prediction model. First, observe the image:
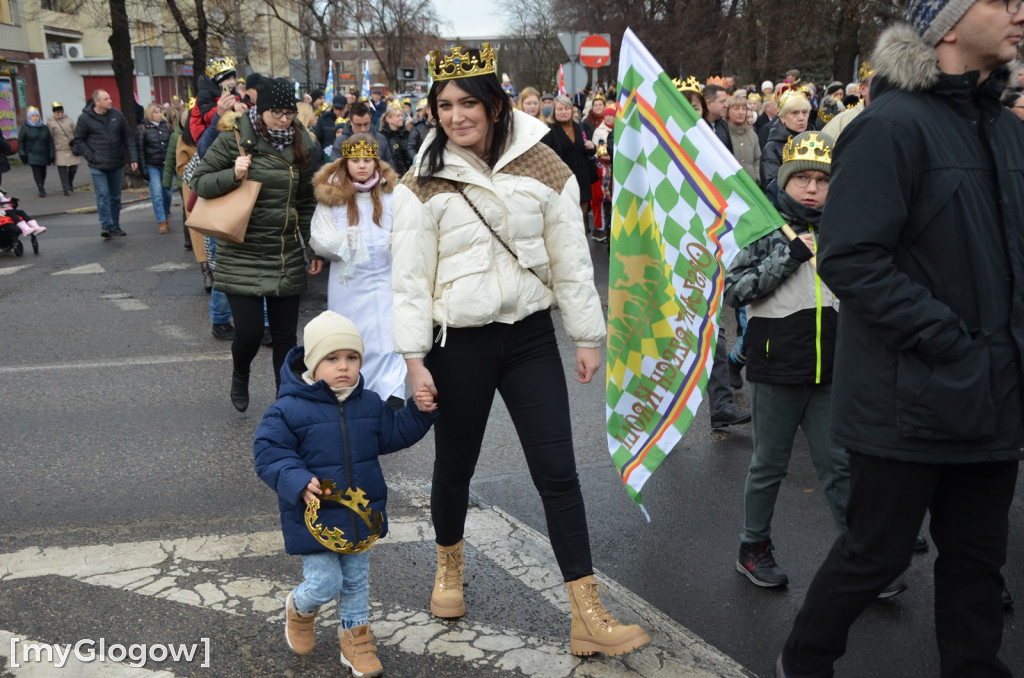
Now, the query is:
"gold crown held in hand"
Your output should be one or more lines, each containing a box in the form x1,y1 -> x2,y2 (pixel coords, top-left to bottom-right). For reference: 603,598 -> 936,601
429,43 -> 496,82
342,138 -> 379,159
304,480 -> 385,554
782,131 -> 833,165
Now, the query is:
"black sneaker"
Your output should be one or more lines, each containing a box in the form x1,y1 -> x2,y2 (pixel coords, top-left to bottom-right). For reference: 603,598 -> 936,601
111,227 -> 126,236
212,323 -> 235,341
711,404 -> 751,428
737,540 -> 789,587
728,356 -> 744,389
101,229 -> 112,239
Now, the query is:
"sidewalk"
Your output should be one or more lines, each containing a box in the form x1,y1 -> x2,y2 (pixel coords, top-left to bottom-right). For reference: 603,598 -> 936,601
1,159 -> 151,219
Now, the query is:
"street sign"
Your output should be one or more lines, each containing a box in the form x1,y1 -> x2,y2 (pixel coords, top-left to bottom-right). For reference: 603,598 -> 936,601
559,62 -> 588,95
579,34 -> 611,68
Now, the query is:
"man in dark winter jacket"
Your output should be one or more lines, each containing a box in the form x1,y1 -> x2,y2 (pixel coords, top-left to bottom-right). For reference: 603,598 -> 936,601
329,101 -> 393,166
778,2 -> 1024,677
313,95 -> 349,154
71,89 -> 138,238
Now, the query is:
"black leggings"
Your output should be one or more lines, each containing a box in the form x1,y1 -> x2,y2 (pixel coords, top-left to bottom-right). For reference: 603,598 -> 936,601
424,309 -> 594,582
31,165 -> 47,189
226,294 -> 300,392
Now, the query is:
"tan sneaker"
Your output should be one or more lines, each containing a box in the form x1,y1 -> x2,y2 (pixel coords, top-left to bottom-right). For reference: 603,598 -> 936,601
339,624 -> 383,677
284,590 -> 317,655
430,540 -> 466,618
566,575 -> 650,657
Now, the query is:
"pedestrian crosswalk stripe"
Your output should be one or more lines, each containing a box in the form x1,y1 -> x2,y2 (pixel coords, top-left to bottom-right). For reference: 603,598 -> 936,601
53,263 -> 105,275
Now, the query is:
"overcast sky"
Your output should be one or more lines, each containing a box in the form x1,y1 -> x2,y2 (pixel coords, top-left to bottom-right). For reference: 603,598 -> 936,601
433,0 -> 508,38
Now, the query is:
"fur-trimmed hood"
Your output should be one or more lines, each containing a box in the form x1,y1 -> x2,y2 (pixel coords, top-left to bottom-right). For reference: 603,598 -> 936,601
312,158 -> 397,207
872,22 -> 1016,93
217,110 -> 244,132
871,23 -> 942,92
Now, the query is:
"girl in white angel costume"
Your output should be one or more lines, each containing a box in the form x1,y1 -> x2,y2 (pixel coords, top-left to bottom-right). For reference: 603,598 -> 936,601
310,133 -> 406,406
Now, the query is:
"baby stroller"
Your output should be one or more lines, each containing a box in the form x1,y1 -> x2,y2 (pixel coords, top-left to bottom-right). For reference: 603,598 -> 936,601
0,191 -> 43,256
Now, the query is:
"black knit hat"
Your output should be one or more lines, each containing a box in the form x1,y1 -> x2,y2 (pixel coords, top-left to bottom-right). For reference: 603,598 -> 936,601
256,77 -> 298,115
311,89 -> 324,101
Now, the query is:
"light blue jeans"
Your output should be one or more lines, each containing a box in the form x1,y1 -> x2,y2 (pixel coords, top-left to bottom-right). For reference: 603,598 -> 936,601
292,550 -> 371,629
90,167 -> 123,231
145,165 -> 172,222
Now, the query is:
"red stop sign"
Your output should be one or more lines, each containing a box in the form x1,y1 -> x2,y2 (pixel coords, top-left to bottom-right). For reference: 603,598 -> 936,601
579,35 -> 611,68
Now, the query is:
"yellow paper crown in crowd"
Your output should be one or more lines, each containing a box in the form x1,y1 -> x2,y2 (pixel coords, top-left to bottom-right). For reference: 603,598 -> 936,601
187,96 -> 197,111
858,60 -> 875,83
747,92 -> 762,102
429,43 -> 496,82
342,138 -> 379,159
782,131 -> 833,165
673,76 -> 702,95
777,88 -> 803,108
705,75 -> 727,87
205,56 -> 235,80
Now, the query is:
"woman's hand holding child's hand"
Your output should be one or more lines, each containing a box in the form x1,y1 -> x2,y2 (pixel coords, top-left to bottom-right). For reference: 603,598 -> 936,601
414,386 -> 437,413
301,477 -> 331,506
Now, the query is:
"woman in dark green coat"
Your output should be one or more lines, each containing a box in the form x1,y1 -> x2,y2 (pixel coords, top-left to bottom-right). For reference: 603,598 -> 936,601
18,107 -> 55,197
191,77 -> 322,412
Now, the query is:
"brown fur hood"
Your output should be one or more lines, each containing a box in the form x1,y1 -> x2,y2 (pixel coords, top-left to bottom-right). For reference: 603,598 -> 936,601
216,110 -> 244,132
313,158 -> 397,207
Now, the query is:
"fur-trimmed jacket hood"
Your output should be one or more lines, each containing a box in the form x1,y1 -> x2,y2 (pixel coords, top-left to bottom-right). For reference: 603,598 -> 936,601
871,23 -> 1013,94
312,158 -> 398,207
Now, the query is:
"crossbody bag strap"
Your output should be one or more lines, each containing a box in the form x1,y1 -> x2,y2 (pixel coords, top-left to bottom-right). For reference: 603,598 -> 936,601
449,180 -> 543,282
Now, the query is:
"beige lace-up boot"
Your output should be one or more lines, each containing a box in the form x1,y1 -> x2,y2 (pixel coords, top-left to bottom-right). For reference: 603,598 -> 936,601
430,540 -> 466,618
338,624 -> 383,677
566,575 -> 651,657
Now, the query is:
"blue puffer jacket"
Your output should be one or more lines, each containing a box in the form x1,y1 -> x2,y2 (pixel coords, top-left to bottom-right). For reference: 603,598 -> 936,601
254,346 -> 436,555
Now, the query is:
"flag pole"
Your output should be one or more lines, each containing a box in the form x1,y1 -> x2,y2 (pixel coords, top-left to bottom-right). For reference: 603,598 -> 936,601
780,224 -> 817,270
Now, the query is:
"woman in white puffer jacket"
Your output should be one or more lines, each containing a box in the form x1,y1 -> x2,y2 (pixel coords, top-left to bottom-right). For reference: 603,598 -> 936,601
391,44 -> 649,659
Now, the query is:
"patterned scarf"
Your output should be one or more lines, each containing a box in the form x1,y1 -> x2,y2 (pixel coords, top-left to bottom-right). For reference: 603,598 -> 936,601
249,106 -> 294,152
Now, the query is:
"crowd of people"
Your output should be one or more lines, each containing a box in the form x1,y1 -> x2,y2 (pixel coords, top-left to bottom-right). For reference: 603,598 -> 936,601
6,2 -> 1022,674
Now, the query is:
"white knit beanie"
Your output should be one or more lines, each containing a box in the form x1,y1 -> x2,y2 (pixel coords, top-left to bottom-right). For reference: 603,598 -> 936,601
303,311 -> 363,372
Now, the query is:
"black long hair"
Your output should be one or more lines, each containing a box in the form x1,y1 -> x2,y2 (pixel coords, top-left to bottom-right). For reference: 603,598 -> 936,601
418,58 -> 513,183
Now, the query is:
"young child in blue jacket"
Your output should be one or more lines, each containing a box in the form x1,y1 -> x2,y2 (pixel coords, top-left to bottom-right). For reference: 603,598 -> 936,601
254,310 -> 437,677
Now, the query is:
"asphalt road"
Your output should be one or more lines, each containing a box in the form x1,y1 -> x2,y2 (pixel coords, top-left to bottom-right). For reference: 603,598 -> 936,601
0,200 -> 1021,677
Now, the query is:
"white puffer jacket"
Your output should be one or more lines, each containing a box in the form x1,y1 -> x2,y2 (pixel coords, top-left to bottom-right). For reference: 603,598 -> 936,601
392,110 -> 605,358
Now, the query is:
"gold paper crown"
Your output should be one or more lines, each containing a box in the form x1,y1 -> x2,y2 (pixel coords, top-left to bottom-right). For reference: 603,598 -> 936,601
782,132 -> 833,166
592,92 -> 606,102
777,88 -> 803,108
187,96 -> 197,111
673,76 -> 702,95
747,92 -> 762,102
342,138 -> 379,159
858,60 -> 875,83
205,56 -> 235,80
705,75 -> 727,87
304,480 -> 384,554
429,43 -> 496,82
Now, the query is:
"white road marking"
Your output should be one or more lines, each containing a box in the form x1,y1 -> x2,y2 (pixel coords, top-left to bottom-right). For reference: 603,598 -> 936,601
146,263 -> 192,272
100,293 -> 149,311
0,487 -> 749,677
0,265 -> 31,276
0,354 -> 229,375
53,263 -> 105,275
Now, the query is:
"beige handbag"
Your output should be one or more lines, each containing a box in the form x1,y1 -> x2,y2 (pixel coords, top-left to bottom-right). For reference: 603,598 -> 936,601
186,130 -> 262,244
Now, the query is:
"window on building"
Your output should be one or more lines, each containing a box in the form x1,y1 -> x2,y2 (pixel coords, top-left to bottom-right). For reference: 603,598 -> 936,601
1,0 -> 16,24
331,40 -> 342,51
136,21 -> 156,46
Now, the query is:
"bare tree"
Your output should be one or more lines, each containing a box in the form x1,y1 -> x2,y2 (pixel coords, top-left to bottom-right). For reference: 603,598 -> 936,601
259,0 -> 338,87
350,0 -> 441,91
501,0 -> 561,93
164,0 -> 211,93
107,0 -> 136,128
